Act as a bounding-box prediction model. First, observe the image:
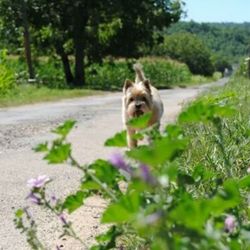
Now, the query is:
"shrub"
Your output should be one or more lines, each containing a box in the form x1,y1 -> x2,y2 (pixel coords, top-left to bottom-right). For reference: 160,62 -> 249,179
154,32 -> 215,76
0,64 -> 15,95
86,57 -> 192,90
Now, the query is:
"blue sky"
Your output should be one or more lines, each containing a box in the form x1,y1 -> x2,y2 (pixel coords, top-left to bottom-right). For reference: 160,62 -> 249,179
182,0 -> 250,23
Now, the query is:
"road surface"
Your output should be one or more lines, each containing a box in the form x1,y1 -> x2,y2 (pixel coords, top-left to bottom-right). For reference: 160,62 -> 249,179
0,78 -> 227,250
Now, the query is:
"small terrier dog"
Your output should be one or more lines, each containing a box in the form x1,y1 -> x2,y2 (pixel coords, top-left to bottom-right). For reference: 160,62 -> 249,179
122,63 -> 163,148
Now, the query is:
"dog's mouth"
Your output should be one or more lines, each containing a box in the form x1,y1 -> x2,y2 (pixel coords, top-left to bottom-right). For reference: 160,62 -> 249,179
133,110 -> 144,117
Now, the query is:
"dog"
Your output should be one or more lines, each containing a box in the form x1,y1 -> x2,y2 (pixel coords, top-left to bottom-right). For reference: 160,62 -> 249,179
122,63 -> 163,148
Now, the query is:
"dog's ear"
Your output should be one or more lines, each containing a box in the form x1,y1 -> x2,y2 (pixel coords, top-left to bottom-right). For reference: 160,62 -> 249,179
142,79 -> 151,93
123,79 -> 134,93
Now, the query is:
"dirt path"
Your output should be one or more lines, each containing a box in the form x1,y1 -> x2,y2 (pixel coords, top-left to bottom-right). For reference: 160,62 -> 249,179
0,78 -> 227,250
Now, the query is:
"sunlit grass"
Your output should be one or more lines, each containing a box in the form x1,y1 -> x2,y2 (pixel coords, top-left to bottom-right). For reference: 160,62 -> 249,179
0,84 -> 105,107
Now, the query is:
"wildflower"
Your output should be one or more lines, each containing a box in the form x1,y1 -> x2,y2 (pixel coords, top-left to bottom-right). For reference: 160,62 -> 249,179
224,215 -> 236,233
144,212 -> 161,224
108,153 -> 132,174
59,213 -> 67,225
26,192 -> 41,205
27,175 -> 50,189
50,194 -> 58,206
23,207 -> 32,219
139,164 -> 157,185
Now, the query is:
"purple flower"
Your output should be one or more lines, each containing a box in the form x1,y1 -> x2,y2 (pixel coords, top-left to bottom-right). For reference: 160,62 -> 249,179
59,213 -> 67,225
144,212 -> 161,224
27,175 -> 50,189
108,153 -> 132,174
50,194 -> 58,206
139,164 -> 157,185
224,215 -> 236,233
23,207 -> 32,219
26,192 -> 40,205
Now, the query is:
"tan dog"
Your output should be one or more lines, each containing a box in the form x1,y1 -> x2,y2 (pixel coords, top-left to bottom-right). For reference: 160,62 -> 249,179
122,63 -> 164,148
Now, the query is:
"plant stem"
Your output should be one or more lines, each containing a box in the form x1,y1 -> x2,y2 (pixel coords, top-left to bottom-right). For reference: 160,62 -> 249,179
69,155 -> 117,201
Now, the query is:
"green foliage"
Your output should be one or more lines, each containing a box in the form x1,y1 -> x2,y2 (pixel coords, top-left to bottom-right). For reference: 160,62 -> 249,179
166,21 -> 250,64
154,32 -> 214,76
0,0 -> 183,86
86,57 -> 192,90
0,64 -> 15,94
15,74 -> 250,249
0,50 -> 15,94
63,191 -> 87,214
104,130 -> 127,147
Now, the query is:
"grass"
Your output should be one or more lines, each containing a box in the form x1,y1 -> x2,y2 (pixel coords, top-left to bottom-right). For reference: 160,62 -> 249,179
179,75 -> 250,183
0,84 -> 104,107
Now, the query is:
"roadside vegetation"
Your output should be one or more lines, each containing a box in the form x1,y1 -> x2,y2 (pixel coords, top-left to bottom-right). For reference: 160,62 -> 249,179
0,54 -> 220,107
14,62 -> 250,250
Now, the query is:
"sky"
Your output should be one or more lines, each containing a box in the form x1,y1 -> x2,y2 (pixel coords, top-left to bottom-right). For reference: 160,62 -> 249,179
182,0 -> 250,23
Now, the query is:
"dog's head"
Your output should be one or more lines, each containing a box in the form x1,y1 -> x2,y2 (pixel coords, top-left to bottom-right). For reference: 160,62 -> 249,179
123,79 -> 152,118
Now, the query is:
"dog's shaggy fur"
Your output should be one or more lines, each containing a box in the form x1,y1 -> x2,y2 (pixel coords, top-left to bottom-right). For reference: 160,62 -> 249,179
122,63 -> 164,148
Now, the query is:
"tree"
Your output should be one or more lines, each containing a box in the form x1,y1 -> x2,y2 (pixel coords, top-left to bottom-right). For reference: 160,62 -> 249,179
0,0 -> 184,87
155,32 -> 214,76
0,0 -> 35,79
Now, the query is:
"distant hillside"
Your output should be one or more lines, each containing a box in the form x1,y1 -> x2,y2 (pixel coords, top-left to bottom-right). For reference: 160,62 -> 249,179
164,21 -> 250,63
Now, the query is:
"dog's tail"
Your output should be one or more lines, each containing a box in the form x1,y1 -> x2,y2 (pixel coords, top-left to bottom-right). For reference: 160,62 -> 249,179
133,63 -> 146,83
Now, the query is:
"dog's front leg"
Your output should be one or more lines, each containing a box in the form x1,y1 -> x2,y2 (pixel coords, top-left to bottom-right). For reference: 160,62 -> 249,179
127,127 -> 137,148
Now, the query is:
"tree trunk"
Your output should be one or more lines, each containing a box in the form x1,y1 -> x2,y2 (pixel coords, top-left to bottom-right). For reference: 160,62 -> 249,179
72,6 -> 87,87
22,2 -> 35,80
55,43 -> 74,85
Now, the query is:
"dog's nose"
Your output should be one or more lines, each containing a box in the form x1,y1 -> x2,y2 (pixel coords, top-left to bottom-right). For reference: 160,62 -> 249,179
135,103 -> 141,109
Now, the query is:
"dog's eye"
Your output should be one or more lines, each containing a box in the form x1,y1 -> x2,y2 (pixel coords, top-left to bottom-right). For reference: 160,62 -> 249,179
129,97 -> 134,102
142,97 -> 147,102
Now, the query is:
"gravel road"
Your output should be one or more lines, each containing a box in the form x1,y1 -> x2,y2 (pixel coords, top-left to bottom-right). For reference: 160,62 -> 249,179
0,78 -> 227,250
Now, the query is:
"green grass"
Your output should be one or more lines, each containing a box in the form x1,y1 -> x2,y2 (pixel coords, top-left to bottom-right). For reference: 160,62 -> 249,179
179,75 -> 250,183
0,84 -> 104,107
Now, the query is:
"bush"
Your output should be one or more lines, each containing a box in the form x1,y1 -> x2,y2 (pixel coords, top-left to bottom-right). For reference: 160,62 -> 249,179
86,57 -> 192,90
154,32 -> 215,76
0,64 -> 15,95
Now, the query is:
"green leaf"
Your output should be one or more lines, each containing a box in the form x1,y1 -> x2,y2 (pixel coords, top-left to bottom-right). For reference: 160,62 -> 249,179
44,143 -> 71,164
102,191 -> 141,223
126,112 -> 152,129
169,197 -> 210,232
178,100 -> 235,124
52,120 -> 76,137
81,180 -> 100,191
63,191 -> 87,213
209,179 -> 241,215
15,209 -> 24,218
33,142 -> 48,152
238,175 -> 250,189
104,130 -> 127,147
90,160 -> 119,186
165,124 -> 183,138
127,137 -> 188,167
